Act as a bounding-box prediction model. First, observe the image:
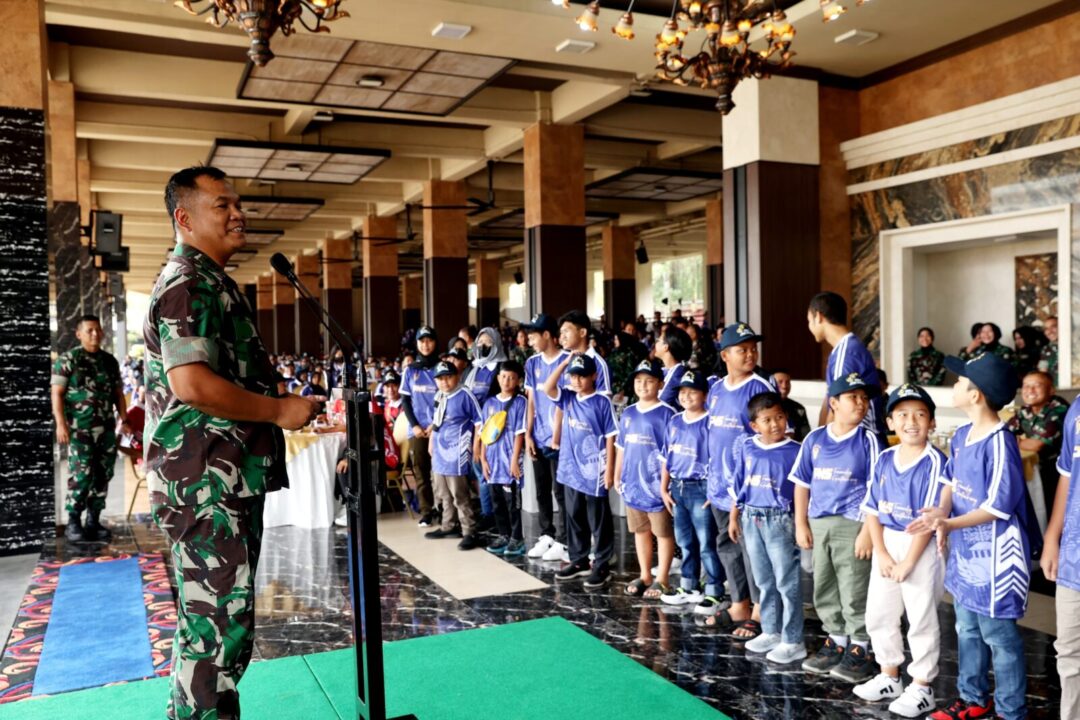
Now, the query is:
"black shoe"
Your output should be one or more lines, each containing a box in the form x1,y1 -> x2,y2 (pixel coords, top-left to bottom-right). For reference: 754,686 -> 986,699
83,511 -> 112,543
583,566 -> 610,589
829,643 -> 875,683
458,534 -> 482,551
417,511 -> 436,527
425,527 -> 457,539
801,636 -> 846,674
554,560 -> 591,581
64,512 -> 85,543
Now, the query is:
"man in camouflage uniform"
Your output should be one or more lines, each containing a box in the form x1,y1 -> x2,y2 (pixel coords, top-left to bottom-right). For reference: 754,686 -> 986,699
1038,315 -> 1059,380
906,326 -> 946,386
145,166 -> 320,720
1007,369 -> 1069,515
51,314 -> 127,543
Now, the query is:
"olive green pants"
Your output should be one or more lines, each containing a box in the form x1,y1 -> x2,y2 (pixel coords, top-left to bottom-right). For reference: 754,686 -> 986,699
809,515 -> 871,642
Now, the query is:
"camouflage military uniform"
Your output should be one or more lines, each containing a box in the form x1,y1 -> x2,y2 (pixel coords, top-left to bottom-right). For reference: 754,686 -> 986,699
607,346 -> 639,400
51,347 -> 122,514
1007,394 -> 1069,507
144,243 -> 285,720
1038,341 -> 1058,379
906,347 -> 946,386
958,342 -> 1016,369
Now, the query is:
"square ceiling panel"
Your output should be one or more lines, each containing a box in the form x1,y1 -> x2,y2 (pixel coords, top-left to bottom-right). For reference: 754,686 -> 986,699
586,168 -> 724,202
238,39 -> 514,117
239,196 -> 324,222
479,209 -> 619,230
210,140 -> 389,185
231,249 -> 259,263
242,228 -> 285,246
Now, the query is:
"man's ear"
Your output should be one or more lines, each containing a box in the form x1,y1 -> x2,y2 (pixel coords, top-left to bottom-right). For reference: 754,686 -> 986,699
173,206 -> 191,232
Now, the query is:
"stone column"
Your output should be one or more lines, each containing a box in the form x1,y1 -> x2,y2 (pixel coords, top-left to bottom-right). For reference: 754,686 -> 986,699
474,257 -> 500,329
401,276 -> 422,332
321,236 -> 353,355
256,273 -> 275,347
363,215 -> 401,358
422,181 -> 468,343
602,225 -> 636,329
273,271 -> 296,354
523,123 -> 586,319
293,252 -> 322,356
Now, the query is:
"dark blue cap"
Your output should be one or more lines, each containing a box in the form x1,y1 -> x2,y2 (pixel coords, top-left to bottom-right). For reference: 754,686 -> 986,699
677,369 -> 709,392
383,369 -> 401,385
944,353 -> 1019,409
828,371 -> 875,398
719,322 -> 764,350
632,358 -> 663,380
446,347 -> 468,362
417,325 -> 437,341
886,383 -> 935,417
522,313 -> 558,335
433,361 -> 457,378
566,353 -> 597,376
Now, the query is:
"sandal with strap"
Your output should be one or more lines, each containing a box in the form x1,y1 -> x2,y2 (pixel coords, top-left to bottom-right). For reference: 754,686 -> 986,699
624,578 -> 649,596
731,619 -> 762,640
703,608 -> 738,629
643,581 -> 671,599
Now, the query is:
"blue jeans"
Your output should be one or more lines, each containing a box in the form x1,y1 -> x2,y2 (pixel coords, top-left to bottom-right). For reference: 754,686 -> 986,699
741,506 -> 803,644
954,605 -> 1027,720
471,460 -> 493,516
670,479 -> 721,597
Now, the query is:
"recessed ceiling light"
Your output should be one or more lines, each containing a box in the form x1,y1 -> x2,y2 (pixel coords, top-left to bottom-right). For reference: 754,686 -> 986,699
556,38 -> 596,54
834,29 -> 879,46
432,22 -> 472,40
312,110 -> 334,122
357,75 -> 386,88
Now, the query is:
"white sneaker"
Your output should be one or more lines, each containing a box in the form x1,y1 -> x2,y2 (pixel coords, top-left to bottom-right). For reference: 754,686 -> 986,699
659,587 -> 703,605
653,557 -> 682,576
853,673 -> 903,703
561,547 -> 570,562
887,684 -> 935,718
541,541 -> 566,562
765,642 -> 807,664
333,505 -> 348,527
744,632 -> 781,654
528,535 -> 554,559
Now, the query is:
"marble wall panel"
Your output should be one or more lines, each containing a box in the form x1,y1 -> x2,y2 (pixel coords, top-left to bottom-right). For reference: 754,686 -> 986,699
49,201 -> 85,355
1015,253 -> 1057,329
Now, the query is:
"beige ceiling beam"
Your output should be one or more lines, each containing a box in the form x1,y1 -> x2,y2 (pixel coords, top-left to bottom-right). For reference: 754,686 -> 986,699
551,80 -> 631,125
76,120 -> 255,147
655,140 -> 716,162
586,105 -> 723,146
90,140 -> 210,173
282,107 -> 317,136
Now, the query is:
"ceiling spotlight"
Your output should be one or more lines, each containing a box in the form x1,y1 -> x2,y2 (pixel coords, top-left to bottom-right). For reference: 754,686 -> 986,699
284,163 -> 305,171
576,1 -> 600,32
820,0 -> 847,22
357,75 -> 386,88
551,0 -> 569,6
612,11 -> 634,40
312,110 -> 334,121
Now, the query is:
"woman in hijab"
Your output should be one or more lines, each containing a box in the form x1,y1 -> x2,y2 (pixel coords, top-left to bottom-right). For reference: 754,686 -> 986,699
1013,325 -> 1048,376
959,322 -> 1015,366
907,326 -> 945,385
464,327 -> 508,408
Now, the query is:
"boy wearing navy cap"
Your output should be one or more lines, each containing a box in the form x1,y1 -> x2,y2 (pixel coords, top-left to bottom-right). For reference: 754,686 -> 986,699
614,358 -> 678,598
400,325 -> 440,526
423,361 -> 484,550
854,383 -> 946,717
660,370 -> 722,615
790,371 -> 882,682
542,352 -> 618,589
909,354 -> 1030,720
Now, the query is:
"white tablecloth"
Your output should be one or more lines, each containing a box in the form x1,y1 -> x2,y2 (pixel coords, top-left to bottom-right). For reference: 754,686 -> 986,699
264,432 -> 347,529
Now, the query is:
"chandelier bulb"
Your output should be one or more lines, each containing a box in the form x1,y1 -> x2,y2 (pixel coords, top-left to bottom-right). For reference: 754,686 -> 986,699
612,11 -> 635,39
820,0 -> 847,22
576,1 -> 601,31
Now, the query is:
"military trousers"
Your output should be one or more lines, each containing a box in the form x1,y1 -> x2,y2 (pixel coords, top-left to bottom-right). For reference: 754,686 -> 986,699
809,515 -> 871,642
153,494 -> 265,720
66,425 -> 117,515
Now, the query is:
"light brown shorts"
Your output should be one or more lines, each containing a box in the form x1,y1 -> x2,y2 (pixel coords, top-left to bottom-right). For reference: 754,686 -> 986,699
626,506 -> 674,537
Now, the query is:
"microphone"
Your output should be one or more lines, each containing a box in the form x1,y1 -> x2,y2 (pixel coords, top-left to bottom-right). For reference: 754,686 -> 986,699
270,252 -> 296,280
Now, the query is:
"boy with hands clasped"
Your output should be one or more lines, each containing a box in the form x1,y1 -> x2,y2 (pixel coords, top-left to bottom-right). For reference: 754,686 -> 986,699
476,361 -> 528,557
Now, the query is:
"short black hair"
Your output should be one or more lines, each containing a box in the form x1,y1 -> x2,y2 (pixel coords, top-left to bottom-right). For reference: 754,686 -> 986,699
808,292 -> 847,325
558,310 -> 592,332
969,322 -> 984,339
917,326 -> 935,341
661,326 -> 692,362
77,314 -> 101,328
164,165 -> 227,230
748,391 -> 785,421
498,360 -> 524,378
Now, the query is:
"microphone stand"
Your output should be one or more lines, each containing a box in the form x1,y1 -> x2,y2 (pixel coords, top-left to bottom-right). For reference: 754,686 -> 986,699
274,259 -> 415,720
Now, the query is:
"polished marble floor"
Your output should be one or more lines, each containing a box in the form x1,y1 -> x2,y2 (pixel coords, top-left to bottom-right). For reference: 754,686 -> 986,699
7,509 -> 1064,719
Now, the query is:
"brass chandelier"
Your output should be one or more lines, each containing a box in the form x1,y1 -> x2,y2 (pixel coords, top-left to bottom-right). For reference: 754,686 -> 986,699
175,0 -> 349,66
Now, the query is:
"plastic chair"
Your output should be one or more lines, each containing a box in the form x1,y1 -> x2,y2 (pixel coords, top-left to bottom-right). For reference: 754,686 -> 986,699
125,454 -> 147,521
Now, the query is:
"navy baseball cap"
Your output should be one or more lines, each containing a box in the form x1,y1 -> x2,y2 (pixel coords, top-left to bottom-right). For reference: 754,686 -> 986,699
566,353 -> 597,377
632,358 -> 664,380
522,313 -> 558,335
433,361 -> 457,378
828,371 -> 876,398
719,322 -> 764,350
417,325 -> 437,341
383,369 -> 401,385
944,353 -> 1019,409
677,369 -> 709,392
445,347 -> 469,362
886,383 -> 935,417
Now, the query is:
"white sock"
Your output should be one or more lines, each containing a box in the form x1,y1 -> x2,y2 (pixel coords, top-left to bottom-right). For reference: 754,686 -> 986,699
830,634 -> 849,647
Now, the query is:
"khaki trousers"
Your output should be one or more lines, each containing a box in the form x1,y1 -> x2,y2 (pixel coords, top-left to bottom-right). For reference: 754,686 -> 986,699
809,515 -> 871,641
434,473 -> 475,536
1057,585 -> 1080,720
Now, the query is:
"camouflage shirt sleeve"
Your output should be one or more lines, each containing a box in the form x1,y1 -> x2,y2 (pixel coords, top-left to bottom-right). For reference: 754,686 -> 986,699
51,352 -> 71,388
157,275 -> 223,373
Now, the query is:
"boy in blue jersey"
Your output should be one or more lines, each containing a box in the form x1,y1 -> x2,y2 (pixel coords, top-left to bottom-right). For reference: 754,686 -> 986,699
660,370 -> 721,616
558,310 -> 610,395
790,371 -> 881,682
542,352 -> 618,589
423,361 -> 484,550
477,361 -> 528,557
614,358 -> 677,598
400,325 -> 441,526
807,291 -> 886,441
707,322 -> 772,636
522,313 -> 571,562
1044,392 -> 1080,719
854,384 -> 946,717
727,391 -> 805,664
909,354 -> 1028,720
654,326 -> 691,410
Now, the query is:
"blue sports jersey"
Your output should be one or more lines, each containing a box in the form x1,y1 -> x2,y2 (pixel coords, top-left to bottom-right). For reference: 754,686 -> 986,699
663,411 -> 710,482
861,444 -> 947,532
400,363 -> 437,436
788,423 -> 883,521
1055,397 -> 1080,592
466,365 -> 498,407
706,374 -> 775,511
554,389 -> 618,497
942,423 -> 1032,620
430,387 -> 483,476
524,350 -> 569,449
616,401 -> 676,512
586,346 -> 611,395
659,363 -> 687,409
826,332 -> 886,438
729,435 -> 801,511
480,393 -> 527,485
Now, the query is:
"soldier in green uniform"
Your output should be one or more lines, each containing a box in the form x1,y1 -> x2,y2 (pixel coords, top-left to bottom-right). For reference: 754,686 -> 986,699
958,322 -> 1015,367
51,315 -> 127,543
1007,369 -> 1069,516
1038,315 -> 1059,380
906,326 -> 946,386
145,166 -> 321,720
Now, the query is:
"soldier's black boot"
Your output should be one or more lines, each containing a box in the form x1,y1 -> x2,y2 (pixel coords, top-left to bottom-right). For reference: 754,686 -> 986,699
64,512 -> 86,543
84,510 -> 112,543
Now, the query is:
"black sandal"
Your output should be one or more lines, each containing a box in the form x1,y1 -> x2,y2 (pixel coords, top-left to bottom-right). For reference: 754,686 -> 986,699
705,608 -> 738,630
731,619 -> 762,640
624,578 -> 649,596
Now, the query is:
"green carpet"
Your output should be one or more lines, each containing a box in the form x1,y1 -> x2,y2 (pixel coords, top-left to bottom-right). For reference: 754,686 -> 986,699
0,617 -> 724,719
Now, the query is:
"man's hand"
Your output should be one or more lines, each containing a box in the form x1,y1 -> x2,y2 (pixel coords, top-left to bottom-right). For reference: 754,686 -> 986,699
412,425 -> 426,439
796,522 -> 813,550
275,395 -> 323,431
728,515 -> 741,544
336,458 -> 349,475
56,422 -> 70,446
526,436 -> 537,459
1041,538 -> 1060,582
661,489 -> 676,516
854,525 -> 874,560
510,460 -> 522,481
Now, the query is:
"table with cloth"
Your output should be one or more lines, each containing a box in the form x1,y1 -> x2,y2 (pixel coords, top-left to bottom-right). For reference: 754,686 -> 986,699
263,430 -> 347,529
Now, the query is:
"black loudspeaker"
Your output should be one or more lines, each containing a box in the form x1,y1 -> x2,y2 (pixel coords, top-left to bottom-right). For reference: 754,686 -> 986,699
513,270 -> 524,285
92,211 -> 123,255
636,245 -> 649,264
108,274 -> 123,297
99,247 -> 130,272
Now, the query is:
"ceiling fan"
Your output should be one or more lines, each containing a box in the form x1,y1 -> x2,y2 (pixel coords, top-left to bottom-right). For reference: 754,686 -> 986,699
407,160 -> 500,217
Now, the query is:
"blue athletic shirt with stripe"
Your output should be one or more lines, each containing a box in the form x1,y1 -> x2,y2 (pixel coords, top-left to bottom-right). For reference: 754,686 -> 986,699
585,346 -> 611,395
430,387 -> 483,476
616,401 -> 676,512
553,388 -> 618,497
941,423 -> 1032,619
524,350 -> 569,449
706,373 -> 775,511
480,393 -> 527,485
826,332 -> 887,438
1055,397 -> 1080,592
861,444 -> 947,532
662,411 -> 710,482
728,435 -> 801,511
400,364 -> 437,437
659,363 -> 687,410
788,423 -> 883,521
